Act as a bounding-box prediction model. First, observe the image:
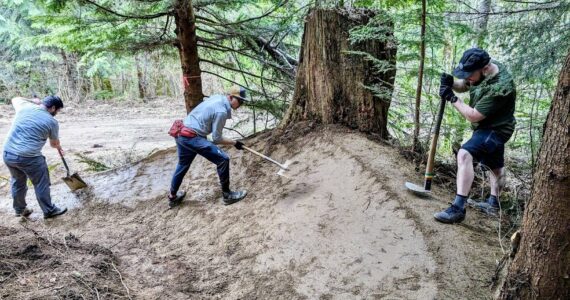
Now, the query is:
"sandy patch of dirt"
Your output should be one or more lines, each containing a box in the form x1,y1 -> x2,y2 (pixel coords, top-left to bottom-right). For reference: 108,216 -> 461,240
0,98 -> 504,299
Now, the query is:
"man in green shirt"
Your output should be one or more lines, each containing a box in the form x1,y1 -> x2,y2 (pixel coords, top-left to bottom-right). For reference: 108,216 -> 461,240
434,48 -> 517,224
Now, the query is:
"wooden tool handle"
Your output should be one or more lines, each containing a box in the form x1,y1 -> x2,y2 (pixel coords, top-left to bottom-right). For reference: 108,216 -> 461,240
243,146 -> 288,169
424,97 -> 447,191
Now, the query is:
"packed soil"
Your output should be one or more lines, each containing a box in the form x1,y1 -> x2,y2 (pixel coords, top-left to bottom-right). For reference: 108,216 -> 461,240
0,98 -> 506,299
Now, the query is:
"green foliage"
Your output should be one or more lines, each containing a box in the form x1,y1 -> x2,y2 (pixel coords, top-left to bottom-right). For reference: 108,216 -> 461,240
2,0 -> 566,176
75,153 -> 110,172
348,13 -> 394,45
1,0 -> 304,118
488,1 -> 570,82
348,0 -> 565,177
93,89 -> 113,100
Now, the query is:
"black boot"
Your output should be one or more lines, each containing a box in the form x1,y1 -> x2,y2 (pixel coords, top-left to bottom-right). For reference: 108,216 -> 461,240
168,191 -> 186,208
222,190 -> 248,205
221,180 -> 246,205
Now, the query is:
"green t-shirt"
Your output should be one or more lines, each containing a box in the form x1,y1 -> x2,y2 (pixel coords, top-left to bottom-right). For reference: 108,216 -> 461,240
468,61 -> 517,141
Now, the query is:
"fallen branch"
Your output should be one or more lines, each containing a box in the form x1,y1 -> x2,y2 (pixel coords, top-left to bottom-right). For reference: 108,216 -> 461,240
224,126 -> 246,138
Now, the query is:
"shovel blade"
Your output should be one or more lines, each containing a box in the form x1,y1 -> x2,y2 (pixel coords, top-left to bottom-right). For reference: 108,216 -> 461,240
62,173 -> 87,191
405,181 -> 431,198
276,160 -> 293,177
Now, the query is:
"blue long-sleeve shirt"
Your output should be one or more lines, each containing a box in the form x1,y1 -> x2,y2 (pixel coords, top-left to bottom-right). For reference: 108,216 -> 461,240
183,94 -> 232,144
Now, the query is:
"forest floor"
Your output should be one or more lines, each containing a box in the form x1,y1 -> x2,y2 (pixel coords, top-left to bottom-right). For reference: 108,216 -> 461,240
0,97 -> 507,299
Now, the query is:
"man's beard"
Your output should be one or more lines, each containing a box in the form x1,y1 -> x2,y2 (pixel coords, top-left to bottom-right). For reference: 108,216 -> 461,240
471,74 -> 486,86
50,111 -> 57,116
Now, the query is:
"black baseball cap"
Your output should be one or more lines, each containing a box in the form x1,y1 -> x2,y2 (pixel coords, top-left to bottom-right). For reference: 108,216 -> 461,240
42,95 -> 64,109
453,48 -> 491,79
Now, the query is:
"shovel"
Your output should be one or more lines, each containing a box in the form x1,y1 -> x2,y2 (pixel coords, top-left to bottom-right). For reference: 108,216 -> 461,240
58,149 -> 87,191
405,96 -> 446,196
242,146 -> 291,176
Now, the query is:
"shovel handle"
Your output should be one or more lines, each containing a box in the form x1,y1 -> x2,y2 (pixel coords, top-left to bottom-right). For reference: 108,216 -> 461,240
58,148 -> 71,177
242,146 -> 288,170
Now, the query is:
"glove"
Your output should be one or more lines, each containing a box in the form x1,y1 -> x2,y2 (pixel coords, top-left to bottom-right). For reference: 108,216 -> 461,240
234,140 -> 245,150
439,85 -> 458,103
440,73 -> 454,88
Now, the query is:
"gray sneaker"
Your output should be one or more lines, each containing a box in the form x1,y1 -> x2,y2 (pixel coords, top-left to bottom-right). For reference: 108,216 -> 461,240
467,198 -> 499,216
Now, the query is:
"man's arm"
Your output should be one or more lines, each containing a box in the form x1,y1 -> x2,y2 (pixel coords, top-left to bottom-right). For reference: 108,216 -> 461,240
217,137 -> 239,146
10,97 -> 41,112
49,121 -> 63,154
210,112 -> 237,146
452,79 -> 470,93
452,100 -> 486,123
50,138 -> 64,154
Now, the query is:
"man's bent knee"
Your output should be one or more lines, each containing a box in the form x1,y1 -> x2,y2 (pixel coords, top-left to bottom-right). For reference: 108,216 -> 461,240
217,155 -> 229,167
457,149 -> 473,166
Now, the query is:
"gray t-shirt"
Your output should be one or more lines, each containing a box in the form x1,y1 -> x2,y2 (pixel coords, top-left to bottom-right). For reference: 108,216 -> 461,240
184,94 -> 231,144
3,98 -> 59,157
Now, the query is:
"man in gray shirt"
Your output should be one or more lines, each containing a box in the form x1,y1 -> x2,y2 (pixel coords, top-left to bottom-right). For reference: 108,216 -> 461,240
167,85 -> 249,208
3,96 -> 68,219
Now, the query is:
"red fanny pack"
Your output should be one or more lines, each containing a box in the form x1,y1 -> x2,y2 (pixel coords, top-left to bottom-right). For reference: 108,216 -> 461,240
168,120 -> 197,138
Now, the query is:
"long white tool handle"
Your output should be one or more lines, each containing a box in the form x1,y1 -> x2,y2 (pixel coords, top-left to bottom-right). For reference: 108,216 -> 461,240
243,146 -> 288,169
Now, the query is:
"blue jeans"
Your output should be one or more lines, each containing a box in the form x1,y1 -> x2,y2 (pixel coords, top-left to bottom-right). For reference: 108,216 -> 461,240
170,136 -> 230,195
3,151 -> 57,214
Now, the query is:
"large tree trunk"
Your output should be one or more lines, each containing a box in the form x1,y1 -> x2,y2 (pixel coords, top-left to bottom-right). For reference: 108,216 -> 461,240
174,0 -> 204,113
281,8 -> 397,138
498,51 -> 570,300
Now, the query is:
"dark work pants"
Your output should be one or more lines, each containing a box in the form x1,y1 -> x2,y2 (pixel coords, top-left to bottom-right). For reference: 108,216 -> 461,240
3,151 -> 57,215
170,136 -> 230,195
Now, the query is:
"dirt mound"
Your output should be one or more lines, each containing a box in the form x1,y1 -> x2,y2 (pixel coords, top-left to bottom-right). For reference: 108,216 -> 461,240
0,124 -> 503,299
0,224 -> 130,299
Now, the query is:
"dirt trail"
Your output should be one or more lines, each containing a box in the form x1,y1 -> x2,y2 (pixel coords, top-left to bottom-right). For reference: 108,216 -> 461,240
0,101 -> 503,299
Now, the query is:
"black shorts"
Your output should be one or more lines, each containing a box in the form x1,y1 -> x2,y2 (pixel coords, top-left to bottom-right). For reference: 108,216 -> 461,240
461,129 -> 506,170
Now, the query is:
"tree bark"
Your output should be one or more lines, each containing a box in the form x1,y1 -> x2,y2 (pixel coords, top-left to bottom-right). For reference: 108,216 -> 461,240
61,50 -> 79,101
135,54 -> 147,100
174,0 -> 204,113
498,50 -> 570,300
412,0 -> 427,152
282,8 -> 397,138
474,0 -> 491,48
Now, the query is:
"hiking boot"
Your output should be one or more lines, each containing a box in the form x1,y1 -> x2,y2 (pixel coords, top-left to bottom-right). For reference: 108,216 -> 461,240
434,204 -> 466,224
15,208 -> 33,218
222,190 -> 247,205
168,191 -> 187,208
44,207 -> 68,219
467,198 -> 499,216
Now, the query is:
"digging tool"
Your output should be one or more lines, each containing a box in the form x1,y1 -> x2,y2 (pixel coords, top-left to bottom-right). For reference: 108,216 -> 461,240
405,96 -> 446,196
242,146 -> 290,176
58,149 -> 87,191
